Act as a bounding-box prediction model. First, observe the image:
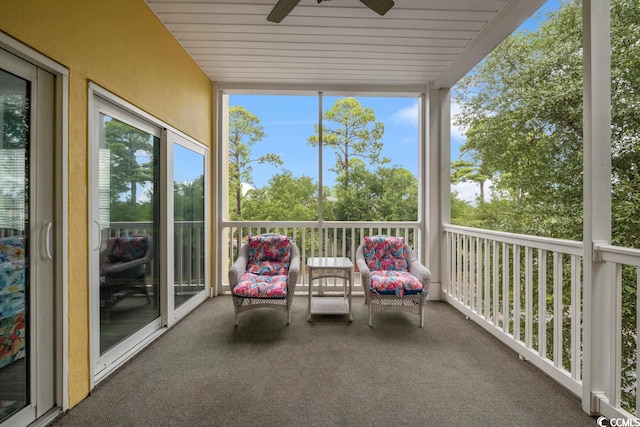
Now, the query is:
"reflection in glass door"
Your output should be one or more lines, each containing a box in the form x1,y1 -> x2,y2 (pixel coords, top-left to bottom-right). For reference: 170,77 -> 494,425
97,112 -> 160,355
0,49 -> 56,425
173,142 -> 206,312
0,63 -> 30,424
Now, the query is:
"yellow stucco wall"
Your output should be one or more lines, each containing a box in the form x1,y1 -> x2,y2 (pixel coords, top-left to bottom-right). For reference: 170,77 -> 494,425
0,0 -> 213,407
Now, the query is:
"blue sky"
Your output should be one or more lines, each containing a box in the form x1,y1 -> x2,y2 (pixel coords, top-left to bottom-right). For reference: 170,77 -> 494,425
229,94 -> 419,190
224,0 -> 562,198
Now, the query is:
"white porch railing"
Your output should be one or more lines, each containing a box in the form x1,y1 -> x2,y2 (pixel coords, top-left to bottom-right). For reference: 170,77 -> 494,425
220,221 -> 421,294
593,242 -> 640,419
445,224 -> 640,419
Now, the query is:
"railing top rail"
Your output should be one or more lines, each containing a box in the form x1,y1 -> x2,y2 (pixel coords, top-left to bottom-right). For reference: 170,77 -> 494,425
594,242 -> 640,267
222,220 -> 420,228
444,224 -> 583,256
111,221 -> 204,226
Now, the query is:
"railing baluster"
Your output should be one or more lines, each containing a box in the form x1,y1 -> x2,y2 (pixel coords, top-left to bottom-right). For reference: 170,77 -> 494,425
462,234 -> 467,305
514,245 -> 521,341
484,238 -> 490,321
456,234 -> 462,301
525,246 -> 533,349
538,249 -> 547,358
476,237 -> 482,315
469,236 -> 475,311
571,255 -> 580,381
503,242 -> 509,334
610,262 -> 622,408
553,252 -> 563,369
493,241 -> 499,326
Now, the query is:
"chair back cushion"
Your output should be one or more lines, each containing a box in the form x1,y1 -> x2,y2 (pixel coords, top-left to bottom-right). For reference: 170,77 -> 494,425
362,236 -> 408,271
106,236 -> 150,263
246,234 -> 291,276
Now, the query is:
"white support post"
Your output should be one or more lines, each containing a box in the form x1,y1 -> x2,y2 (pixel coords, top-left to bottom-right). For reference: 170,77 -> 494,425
582,0 -> 612,415
427,83 -> 450,301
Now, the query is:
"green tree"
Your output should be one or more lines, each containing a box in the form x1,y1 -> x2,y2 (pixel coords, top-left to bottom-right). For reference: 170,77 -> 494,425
452,1 -> 583,239
451,157 -> 491,204
332,159 -> 417,221
174,175 -> 204,221
308,97 -> 388,189
370,166 -> 418,221
2,94 -> 28,149
333,159 -> 377,221
105,119 -> 155,208
228,106 -> 282,218
242,172 -> 320,221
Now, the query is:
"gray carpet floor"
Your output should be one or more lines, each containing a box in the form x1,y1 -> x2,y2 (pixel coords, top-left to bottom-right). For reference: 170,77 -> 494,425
51,295 -> 597,426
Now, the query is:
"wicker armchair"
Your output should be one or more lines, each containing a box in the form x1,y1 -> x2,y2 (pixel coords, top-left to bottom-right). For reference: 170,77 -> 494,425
356,236 -> 430,327
100,235 -> 153,316
229,234 -> 300,326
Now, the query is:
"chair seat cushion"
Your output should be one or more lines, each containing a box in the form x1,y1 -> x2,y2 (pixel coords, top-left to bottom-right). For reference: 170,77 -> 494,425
370,270 -> 424,298
233,273 -> 288,299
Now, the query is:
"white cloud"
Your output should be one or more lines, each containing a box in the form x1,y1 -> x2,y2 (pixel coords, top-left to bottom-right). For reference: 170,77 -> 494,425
450,101 -> 467,141
451,179 -> 492,207
241,182 -> 254,196
391,101 -> 419,126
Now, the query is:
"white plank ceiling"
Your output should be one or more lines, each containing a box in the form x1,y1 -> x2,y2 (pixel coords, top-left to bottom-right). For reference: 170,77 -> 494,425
145,0 -> 546,88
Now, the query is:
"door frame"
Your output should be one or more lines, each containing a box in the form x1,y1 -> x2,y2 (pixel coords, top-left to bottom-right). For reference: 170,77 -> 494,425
0,31 -> 69,421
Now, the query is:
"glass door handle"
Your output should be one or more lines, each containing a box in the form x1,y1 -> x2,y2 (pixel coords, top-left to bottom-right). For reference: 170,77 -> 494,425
93,220 -> 101,252
43,219 -> 53,261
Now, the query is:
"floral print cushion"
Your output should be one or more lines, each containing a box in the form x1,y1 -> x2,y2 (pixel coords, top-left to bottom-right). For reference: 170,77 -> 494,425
362,236 -> 408,272
0,311 -> 25,368
0,236 -> 26,368
106,236 -> 150,263
0,236 -> 26,263
370,270 -> 424,298
246,260 -> 289,276
0,262 -> 25,318
247,234 -> 291,263
232,273 -> 288,299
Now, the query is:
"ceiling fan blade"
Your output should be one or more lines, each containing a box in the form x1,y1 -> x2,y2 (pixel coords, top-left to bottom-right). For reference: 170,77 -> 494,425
360,0 -> 394,16
267,0 -> 301,23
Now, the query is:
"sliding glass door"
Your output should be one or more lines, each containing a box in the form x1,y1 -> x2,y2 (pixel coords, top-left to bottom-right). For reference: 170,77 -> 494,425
0,48 -> 56,425
90,86 -> 209,383
170,138 -> 208,321
91,95 -> 162,378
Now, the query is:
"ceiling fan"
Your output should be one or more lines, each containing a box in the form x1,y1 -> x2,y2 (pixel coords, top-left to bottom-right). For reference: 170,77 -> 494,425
267,0 -> 395,23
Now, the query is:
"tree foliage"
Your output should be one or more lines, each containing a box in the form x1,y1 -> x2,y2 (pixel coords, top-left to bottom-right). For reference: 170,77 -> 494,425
105,119 -> 156,222
241,172 -> 320,221
308,97 -> 388,187
228,105 -> 282,218
453,1 -> 584,239
175,175 -> 204,221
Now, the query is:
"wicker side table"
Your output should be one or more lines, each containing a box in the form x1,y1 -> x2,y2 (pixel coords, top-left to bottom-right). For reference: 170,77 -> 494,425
307,257 -> 353,322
